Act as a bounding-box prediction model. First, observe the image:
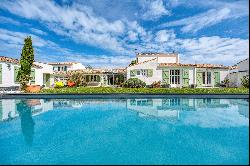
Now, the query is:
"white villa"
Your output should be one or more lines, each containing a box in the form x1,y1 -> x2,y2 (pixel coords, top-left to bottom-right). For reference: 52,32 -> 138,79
0,53 -> 248,90
126,52 -> 233,88
0,56 -> 126,89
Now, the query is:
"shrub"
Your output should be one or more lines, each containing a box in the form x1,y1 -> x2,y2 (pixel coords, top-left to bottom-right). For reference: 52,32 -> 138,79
241,75 -> 249,88
54,81 -> 64,88
221,79 -> 230,87
161,83 -> 170,88
67,80 -> 76,87
151,81 -> 161,88
67,71 -> 87,87
123,78 -> 146,88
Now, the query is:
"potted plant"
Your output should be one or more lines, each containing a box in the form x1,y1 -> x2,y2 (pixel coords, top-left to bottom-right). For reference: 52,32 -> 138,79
17,36 -> 40,93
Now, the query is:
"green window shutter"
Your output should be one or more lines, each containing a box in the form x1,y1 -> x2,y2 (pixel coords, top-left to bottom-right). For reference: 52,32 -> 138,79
0,64 -> 2,84
182,68 -> 189,87
130,70 -> 136,77
147,69 -> 153,77
162,69 -> 170,84
14,66 -> 20,83
97,75 -> 101,82
196,72 -> 203,87
214,71 -> 220,87
30,69 -> 35,84
182,68 -> 189,79
183,79 -> 189,87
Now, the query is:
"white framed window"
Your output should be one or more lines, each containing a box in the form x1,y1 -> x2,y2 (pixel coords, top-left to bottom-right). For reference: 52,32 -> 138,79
202,71 -> 212,85
141,69 -> 147,76
207,72 -> 211,84
137,70 -> 141,75
170,69 -> 180,84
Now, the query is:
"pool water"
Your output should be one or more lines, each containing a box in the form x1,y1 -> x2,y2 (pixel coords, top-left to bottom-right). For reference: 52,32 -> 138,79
0,98 -> 249,165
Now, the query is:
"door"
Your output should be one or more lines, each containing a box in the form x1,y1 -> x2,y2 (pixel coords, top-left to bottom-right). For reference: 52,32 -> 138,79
43,74 -> 50,87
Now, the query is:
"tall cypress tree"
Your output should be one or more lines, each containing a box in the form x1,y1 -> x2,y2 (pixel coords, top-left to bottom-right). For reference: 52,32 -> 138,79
17,36 -> 34,90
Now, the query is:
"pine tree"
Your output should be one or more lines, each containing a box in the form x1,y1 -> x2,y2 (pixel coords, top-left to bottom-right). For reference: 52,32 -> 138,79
17,36 -> 35,90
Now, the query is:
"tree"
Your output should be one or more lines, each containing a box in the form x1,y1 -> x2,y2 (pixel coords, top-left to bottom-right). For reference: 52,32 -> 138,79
241,75 -> 249,88
17,36 -> 35,90
129,60 -> 137,66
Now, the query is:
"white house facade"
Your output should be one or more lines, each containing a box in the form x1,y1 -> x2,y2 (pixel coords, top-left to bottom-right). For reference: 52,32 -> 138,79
226,58 -> 249,87
0,57 -> 90,88
127,53 -> 230,88
0,56 -> 45,88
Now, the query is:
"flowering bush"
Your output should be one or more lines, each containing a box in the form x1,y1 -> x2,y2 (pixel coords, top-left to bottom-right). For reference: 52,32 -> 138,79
67,80 -> 76,87
54,81 -> 64,88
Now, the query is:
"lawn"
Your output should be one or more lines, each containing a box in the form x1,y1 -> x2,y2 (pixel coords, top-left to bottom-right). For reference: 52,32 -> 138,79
40,87 -> 249,94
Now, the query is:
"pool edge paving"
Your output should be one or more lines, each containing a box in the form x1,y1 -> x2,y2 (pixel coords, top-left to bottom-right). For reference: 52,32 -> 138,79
0,93 -> 249,99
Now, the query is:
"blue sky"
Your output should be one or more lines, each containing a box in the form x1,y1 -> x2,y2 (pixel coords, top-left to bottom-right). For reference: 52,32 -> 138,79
0,0 -> 249,68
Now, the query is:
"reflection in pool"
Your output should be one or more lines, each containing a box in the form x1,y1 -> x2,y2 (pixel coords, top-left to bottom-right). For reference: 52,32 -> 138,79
0,98 -> 249,164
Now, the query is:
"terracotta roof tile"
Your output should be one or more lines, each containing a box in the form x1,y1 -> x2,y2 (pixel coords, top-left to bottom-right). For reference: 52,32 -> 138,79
158,63 -> 231,69
54,68 -> 126,76
48,62 -> 79,65
0,56 -> 43,68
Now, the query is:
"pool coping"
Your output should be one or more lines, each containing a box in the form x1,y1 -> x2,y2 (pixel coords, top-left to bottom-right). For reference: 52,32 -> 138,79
0,93 -> 249,99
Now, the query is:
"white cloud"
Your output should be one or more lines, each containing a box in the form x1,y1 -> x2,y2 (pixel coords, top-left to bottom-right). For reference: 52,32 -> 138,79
155,30 -> 176,43
178,36 -> 249,65
141,0 -> 171,20
0,0 -> 248,67
0,16 -> 21,25
159,8 -> 231,33
0,0 -> 132,53
158,0 -> 249,33
0,28 -> 72,60
30,28 -> 47,35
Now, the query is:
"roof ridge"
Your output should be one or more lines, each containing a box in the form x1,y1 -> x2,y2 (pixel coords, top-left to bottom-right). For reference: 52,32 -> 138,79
0,56 -> 42,68
129,58 -> 157,67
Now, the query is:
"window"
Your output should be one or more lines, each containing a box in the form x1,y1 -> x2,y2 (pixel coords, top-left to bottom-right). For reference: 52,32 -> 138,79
141,69 -> 147,76
202,71 -> 212,85
170,69 -> 180,84
207,72 -> 211,84
58,67 -> 60,71
202,72 -> 206,84
137,70 -> 141,75
64,66 -> 67,71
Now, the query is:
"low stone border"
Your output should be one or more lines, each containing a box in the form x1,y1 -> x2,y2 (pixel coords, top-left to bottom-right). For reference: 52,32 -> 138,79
0,93 -> 249,99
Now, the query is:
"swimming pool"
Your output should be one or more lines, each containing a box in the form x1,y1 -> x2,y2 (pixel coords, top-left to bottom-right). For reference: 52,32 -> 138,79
0,98 -> 249,164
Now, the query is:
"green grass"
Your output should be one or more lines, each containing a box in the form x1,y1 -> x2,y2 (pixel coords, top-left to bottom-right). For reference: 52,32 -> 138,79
40,87 -> 249,94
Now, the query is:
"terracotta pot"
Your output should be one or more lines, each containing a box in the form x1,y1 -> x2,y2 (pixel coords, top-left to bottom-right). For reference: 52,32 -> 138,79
26,85 -> 41,93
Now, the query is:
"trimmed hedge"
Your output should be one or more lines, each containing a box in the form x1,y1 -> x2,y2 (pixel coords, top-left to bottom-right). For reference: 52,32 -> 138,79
40,87 -> 249,94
